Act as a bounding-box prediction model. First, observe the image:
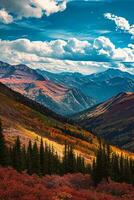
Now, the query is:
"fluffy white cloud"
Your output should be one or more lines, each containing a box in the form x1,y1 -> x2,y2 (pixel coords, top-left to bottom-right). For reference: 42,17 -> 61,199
0,36 -> 133,74
0,38 -> 92,61
104,13 -> 134,38
34,0 -> 66,16
0,0 -> 66,23
94,36 -> 115,57
0,9 -> 13,24
0,36 -> 133,62
94,36 -> 134,62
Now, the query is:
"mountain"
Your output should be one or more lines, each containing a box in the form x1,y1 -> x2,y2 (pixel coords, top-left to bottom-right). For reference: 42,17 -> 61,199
37,68 -> 134,103
80,76 -> 134,102
72,92 -> 134,152
37,69 -> 91,88
0,61 -> 95,116
0,82 -> 99,162
0,61 -> 45,80
88,68 -> 134,82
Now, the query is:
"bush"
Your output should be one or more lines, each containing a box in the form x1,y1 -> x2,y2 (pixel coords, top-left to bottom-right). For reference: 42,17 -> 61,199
0,167 -> 133,200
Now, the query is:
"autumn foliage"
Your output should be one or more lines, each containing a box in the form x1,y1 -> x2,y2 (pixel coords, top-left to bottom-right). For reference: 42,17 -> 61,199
0,167 -> 133,200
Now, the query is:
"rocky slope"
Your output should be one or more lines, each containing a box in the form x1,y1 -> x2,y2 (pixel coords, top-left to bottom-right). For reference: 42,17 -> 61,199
0,61 -> 95,116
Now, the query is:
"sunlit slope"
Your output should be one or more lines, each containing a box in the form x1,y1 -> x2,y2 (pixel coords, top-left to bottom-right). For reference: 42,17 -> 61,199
0,83 -> 98,162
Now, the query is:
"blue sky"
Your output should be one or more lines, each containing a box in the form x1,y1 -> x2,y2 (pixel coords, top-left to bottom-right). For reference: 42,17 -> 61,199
0,0 -> 133,74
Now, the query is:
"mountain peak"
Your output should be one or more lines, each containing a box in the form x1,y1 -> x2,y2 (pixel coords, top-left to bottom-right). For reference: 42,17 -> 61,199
0,61 -> 45,81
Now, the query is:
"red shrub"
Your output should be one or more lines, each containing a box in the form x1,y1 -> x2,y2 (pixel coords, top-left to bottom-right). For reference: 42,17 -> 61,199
0,167 -> 133,200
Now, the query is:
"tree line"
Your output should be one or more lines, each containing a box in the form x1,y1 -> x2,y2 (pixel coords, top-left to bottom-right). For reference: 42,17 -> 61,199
0,121 -> 89,176
1,120 -> 134,186
91,139 -> 134,185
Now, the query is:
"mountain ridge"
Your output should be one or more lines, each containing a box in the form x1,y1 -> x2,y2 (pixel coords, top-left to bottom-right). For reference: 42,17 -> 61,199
72,92 -> 134,151
0,61 -> 95,116
37,68 -> 134,103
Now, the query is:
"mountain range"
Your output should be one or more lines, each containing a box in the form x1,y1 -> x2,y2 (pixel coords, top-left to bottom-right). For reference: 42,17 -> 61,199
1,61 -> 134,152
37,68 -> 134,103
72,92 -> 134,151
1,60 -> 134,116
0,61 -> 95,116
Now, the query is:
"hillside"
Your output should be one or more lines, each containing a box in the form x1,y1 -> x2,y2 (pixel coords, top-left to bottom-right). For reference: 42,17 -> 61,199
0,82 -> 99,162
0,61 -> 95,116
73,92 -> 134,151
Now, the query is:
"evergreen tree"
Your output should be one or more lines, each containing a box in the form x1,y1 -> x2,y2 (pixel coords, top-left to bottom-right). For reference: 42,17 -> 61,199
62,141 -> 68,174
0,120 -> 7,166
40,138 -> 45,175
32,141 -> 40,175
43,142 -> 49,175
111,153 -> 120,182
27,140 -> 32,174
21,145 -> 27,171
91,141 -> 111,185
12,136 -> 22,172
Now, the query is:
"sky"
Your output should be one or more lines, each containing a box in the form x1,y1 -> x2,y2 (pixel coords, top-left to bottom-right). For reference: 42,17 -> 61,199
0,0 -> 133,74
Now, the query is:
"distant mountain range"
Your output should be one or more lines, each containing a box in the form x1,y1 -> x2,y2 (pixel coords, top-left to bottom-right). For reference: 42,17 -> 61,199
0,61 -> 95,116
37,68 -> 134,103
1,60 -> 134,116
72,92 -> 134,152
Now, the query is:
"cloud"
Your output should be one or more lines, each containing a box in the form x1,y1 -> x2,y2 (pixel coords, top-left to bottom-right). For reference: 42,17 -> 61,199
34,0 -> 67,16
0,36 -> 133,65
94,36 -> 134,62
0,0 -> 66,23
93,36 -> 115,58
0,36 -> 133,74
104,13 -> 134,38
0,9 -> 13,24
0,38 -> 93,61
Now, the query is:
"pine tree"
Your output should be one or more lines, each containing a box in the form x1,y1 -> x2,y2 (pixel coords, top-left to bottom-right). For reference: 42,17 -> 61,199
68,145 -> 75,173
43,142 -> 49,175
62,141 -> 68,174
91,141 -> 111,185
111,153 -> 120,182
103,143 -> 111,182
27,140 -> 32,174
92,140 -> 104,185
40,138 -> 45,175
32,141 -> 40,175
12,136 -> 22,172
63,143 -> 76,173
0,120 -> 7,166
21,145 -> 27,171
